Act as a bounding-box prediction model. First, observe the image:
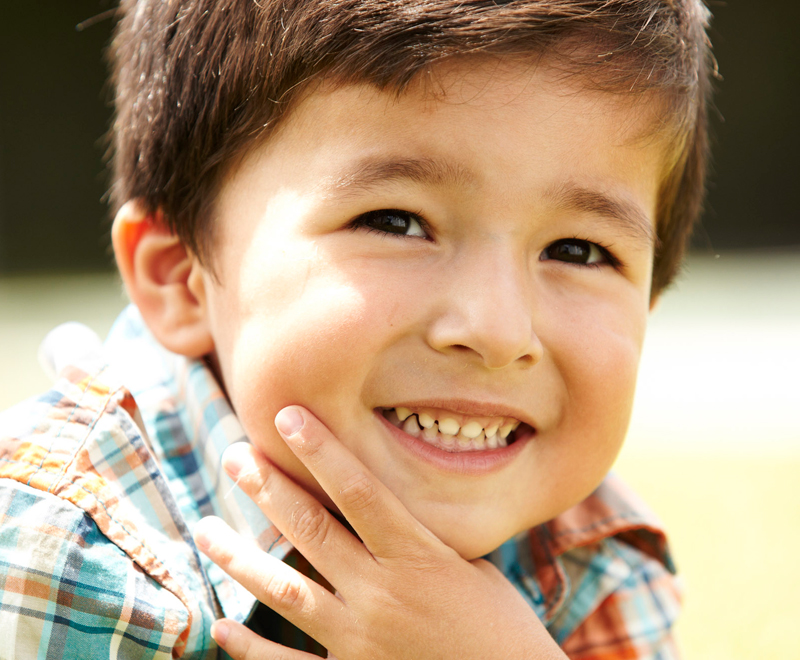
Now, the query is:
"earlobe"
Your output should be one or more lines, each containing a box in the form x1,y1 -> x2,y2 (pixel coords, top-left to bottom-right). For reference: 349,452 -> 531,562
112,200 -> 215,358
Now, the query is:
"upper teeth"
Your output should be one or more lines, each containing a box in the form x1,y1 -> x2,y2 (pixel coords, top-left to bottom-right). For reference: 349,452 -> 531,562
438,417 -> 460,436
395,407 -> 519,438
389,406 -> 521,451
418,412 -> 435,428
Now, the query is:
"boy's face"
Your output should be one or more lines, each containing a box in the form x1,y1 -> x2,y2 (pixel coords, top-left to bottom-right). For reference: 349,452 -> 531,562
199,58 -> 663,559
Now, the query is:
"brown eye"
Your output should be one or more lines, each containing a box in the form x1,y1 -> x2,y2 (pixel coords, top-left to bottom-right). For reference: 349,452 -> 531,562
353,209 -> 427,238
543,239 -> 607,265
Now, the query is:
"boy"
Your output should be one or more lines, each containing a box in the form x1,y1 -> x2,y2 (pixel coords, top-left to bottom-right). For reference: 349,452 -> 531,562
0,0 -> 713,658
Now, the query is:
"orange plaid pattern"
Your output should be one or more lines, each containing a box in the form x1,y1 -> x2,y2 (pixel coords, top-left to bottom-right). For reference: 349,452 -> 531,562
0,308 -> 681,658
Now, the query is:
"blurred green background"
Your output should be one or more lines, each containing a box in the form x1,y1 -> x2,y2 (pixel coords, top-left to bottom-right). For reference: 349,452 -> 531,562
1,2 -> 798,659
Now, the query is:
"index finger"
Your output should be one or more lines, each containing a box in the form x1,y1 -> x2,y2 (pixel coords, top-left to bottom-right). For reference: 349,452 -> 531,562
275,406 -> 440,559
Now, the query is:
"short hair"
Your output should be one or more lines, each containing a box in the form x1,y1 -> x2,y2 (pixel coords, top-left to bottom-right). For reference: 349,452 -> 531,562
109,0 -> 714,296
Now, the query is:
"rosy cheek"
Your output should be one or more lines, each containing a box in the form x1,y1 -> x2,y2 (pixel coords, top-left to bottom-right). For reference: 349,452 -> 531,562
227,276 -> 377,417
545,300 -> 644,440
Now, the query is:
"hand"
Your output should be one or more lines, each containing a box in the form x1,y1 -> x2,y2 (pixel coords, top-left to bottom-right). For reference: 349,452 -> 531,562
193,406 -> 566,660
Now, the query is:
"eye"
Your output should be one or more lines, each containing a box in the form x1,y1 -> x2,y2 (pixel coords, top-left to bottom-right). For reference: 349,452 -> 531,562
541,238 -> 616,267
350,209 -> 428,238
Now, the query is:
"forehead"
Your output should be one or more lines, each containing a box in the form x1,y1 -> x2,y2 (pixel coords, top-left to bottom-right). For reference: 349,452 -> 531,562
253,56 -> 672,186
303,54 -> 672,141
222,57 -> 669,216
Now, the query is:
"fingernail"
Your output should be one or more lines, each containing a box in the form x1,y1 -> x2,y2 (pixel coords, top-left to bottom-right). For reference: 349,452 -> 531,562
194,530 -> 210,552
275,407 -> 304,437
222,443 -> 252,479
212,619 -> 229,646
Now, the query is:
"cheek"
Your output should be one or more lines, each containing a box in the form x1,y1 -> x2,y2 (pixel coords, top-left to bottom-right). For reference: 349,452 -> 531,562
548,282 -> 647,410
541,295 -> 647,490
216,264 -> 411,468
568,315 -> 643,434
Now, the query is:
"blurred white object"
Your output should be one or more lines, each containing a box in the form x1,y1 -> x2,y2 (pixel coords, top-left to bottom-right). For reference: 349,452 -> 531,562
37,322 -> 104,382
626,251 -> 800,455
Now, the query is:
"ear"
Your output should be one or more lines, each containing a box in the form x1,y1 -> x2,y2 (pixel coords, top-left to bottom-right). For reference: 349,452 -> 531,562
112,200 -> 214,358
649,293 -> 660,313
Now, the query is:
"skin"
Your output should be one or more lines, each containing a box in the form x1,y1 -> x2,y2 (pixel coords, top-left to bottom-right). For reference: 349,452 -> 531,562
195,412 -> 568,659
116,57 -> 667,657
198,58 -> 662,558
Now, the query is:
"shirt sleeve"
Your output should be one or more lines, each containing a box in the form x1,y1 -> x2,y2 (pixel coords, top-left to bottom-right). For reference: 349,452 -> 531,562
0,479 -> 192,660
559,541 -> 682,660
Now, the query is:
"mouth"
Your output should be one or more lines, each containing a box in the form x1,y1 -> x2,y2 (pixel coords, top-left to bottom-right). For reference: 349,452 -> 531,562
379,406 -> 532,453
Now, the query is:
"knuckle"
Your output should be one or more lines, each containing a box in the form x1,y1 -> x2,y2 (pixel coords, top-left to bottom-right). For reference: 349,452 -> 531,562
337,471 -> 377,513
262,572 -> 305,612
291,503 -> 330,548
296,431 -> 326,463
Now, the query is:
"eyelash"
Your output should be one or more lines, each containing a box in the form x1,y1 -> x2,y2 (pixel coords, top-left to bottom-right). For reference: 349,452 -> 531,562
349,211 -> 622,270
348,209 -> 430,239
542,237 -> 622,270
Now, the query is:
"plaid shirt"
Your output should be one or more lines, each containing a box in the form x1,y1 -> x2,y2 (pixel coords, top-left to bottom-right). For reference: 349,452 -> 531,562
0,306 -> 681,659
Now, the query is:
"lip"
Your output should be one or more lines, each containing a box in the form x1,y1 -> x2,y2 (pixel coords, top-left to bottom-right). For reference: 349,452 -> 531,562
375,408 -> 533,476
386,398 -> 536,429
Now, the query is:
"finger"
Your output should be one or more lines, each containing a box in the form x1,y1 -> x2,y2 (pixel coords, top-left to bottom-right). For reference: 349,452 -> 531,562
221,442 -> 369,587
194,516 -> 348,644
211,618 -> 319,660
274,406 -> 438,559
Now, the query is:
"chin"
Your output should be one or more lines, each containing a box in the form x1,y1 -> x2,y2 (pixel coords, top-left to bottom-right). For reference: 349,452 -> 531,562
423,515 -> 518,560
446,535 -> 508,561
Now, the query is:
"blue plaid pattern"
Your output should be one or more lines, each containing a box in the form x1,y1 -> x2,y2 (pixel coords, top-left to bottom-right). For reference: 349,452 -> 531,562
0,306 -> 680,658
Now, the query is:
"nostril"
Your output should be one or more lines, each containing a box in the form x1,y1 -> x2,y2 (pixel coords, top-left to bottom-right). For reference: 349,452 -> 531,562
446,342 -> 538,367
517,353 -> 536,366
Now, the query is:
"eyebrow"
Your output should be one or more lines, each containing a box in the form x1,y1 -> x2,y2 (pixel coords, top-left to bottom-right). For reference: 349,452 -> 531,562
545,182 -> 657,249
318,157 -> 657,248
318,156 -> 475,198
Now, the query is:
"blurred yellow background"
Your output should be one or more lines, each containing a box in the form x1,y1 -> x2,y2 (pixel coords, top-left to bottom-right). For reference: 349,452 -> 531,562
619,251 -> 800,660
1,250 -> 799,659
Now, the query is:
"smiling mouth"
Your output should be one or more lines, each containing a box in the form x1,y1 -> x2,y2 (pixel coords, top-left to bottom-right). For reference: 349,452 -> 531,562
380,406 -> 530,453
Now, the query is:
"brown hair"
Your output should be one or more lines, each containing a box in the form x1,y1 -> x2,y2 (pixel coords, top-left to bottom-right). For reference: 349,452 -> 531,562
109,0 -> 713,296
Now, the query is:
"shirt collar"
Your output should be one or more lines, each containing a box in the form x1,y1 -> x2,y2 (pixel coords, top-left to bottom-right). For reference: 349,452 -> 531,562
487,473 -> 674,625
545,472 -> 673,570
104,305 -> 293,620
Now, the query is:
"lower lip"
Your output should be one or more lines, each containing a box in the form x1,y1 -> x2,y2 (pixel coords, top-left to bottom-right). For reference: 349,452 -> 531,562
376,412 -> 531,476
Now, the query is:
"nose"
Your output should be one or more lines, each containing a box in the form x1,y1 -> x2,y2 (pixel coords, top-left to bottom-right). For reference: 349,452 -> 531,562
426,247 -> 543,370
